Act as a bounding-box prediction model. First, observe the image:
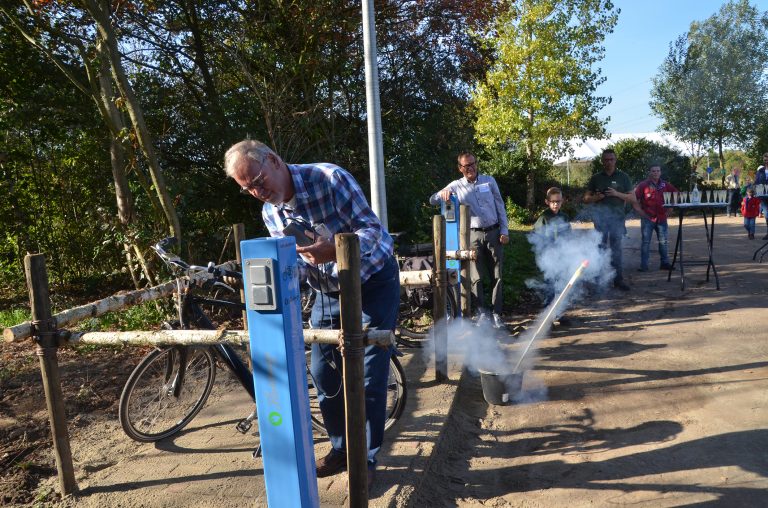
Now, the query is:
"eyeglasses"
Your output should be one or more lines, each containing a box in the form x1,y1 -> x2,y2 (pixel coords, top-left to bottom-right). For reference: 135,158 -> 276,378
459,162 -> 477,169
239,151 -> 268,195
240,170 -> 265,195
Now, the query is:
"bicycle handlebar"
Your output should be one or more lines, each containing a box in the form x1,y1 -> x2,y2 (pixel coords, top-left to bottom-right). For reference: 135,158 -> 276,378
152,237 -> 243,281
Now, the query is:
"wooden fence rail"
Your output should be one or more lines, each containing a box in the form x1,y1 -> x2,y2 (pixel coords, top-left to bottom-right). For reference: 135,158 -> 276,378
5,267 -> 450,343
62,328 -> 394,348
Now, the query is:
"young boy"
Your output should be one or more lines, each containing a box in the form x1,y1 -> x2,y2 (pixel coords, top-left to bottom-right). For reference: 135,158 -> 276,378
533,187 -> 572,240
741,186 -> 761,239
532,187 -> 573,325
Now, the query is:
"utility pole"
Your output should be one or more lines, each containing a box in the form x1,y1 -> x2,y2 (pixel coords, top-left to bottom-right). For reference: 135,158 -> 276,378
362,0 -> 388,229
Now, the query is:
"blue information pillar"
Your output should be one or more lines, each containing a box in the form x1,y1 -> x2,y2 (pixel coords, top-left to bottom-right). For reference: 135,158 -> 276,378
441,195 -> 462,315
240,237 -> 319,508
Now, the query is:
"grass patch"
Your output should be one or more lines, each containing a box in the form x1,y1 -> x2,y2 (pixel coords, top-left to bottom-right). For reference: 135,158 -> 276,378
0,308 -> 31,328
503,225 -> 540,306
74,300 -> 171,333
70,300 -> 171,354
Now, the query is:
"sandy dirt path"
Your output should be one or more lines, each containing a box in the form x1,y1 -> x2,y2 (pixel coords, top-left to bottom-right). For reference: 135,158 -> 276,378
414,215 -> 768,507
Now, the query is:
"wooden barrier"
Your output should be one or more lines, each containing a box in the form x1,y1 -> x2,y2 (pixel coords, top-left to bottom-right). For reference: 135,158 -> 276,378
63,328 -> 394,348
5,267 -> 446,343
6,222 -> 457,499
4,261 -> 238,343
433,215 -> 448,382
24,254 -> 77,495
336,233 -> 368,506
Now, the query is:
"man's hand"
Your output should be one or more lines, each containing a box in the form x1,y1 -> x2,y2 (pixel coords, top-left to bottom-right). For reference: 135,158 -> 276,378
296,236 -> 337,265
439,188 -> 452,201
584,190 -> 604,204
499,234 -> 509,245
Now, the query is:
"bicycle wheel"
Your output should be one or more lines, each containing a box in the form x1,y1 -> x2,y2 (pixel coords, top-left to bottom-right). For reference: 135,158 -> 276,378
384,355 -> 407,431
396,285 -> 458,348
305,350 -> 407,434
305,349 -> 326,434
119,346 -> 216,442
445,284 -> 459,320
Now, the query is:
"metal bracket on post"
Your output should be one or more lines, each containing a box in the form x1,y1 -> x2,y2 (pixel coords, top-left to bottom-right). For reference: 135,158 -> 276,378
30,317 -> 57,348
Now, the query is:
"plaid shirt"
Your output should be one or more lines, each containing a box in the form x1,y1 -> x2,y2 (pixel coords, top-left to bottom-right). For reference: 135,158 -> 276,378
262,163 -> 394,289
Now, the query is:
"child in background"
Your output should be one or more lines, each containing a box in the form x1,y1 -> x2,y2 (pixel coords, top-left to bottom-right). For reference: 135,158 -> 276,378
741,186 -> 760,239
532,187 -> 573,325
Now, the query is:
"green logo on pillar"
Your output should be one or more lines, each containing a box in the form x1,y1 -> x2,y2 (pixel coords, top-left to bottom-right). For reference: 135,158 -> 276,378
268,411 -> 283,426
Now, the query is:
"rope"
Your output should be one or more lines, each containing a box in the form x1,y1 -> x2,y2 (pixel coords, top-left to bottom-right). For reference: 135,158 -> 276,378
338,329 -> 365,357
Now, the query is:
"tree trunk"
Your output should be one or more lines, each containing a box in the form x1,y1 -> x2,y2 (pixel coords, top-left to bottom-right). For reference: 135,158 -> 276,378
525,136 -> 535,208
97,40 -> 134,226
718,137 -> 725,177
83,0 -> 182,241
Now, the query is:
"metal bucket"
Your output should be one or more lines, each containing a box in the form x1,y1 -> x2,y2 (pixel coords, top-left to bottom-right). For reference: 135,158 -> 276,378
478,370 -> 523,406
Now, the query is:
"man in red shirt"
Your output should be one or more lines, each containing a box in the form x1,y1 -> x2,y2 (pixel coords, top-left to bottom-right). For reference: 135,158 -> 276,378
634,164 -> 679,271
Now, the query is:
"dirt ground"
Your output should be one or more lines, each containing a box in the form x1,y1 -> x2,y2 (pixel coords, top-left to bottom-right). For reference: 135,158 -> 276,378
416,214 -> 768,507
2,214 -> 767,507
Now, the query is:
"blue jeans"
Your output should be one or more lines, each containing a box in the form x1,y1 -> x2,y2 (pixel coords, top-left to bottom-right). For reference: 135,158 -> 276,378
744,217 -> 756,235
593,214 -> 625,282
640,218 -> 670,270
728,189 -> 741,215
309,255 -> 400,466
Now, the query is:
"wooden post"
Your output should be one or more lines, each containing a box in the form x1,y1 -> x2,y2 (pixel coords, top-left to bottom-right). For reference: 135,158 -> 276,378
233,223 -> 248,330
25,254 -> 77,495
459,205 -> 471,318
336,233 -> 368,507
433,215 -> 448,382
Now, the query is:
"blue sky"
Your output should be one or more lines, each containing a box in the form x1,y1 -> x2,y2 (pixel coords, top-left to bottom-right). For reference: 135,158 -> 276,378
598,0 -> 768,134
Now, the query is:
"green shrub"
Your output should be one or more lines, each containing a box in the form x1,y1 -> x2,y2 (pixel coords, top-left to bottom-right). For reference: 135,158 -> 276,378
506,197 -> 535,226
503,227 -> 538,305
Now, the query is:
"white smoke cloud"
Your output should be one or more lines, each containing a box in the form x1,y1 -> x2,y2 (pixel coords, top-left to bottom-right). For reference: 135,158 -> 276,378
526,228 -> 615,302
422,226 -> 616,406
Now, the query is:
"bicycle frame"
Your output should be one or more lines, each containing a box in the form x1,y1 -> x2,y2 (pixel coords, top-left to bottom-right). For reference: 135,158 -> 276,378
177,285 -> 255,399
121,237 -> 405,442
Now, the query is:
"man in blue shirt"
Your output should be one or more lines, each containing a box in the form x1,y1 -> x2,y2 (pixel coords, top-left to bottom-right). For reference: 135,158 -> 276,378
224,140 -> 399,490
430,152 -> 509,329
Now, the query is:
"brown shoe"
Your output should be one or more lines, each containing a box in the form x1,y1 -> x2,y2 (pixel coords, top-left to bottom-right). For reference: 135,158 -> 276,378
316,450 -> 347,478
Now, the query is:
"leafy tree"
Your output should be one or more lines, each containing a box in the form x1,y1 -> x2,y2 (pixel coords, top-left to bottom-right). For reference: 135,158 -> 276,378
0,0 -> 501,294
472,0 -> 618,207
650,0 -> 768,171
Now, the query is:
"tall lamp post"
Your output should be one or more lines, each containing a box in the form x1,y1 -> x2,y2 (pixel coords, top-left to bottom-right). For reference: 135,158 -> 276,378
362,0 -> 388,229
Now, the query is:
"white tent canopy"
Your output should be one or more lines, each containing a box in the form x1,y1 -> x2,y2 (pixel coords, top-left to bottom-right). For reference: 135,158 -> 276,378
554,132 -> 693,165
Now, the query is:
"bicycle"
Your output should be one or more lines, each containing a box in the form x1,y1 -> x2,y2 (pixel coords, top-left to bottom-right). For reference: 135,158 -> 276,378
394,240 -> 459,348
118,237 -> 407,443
